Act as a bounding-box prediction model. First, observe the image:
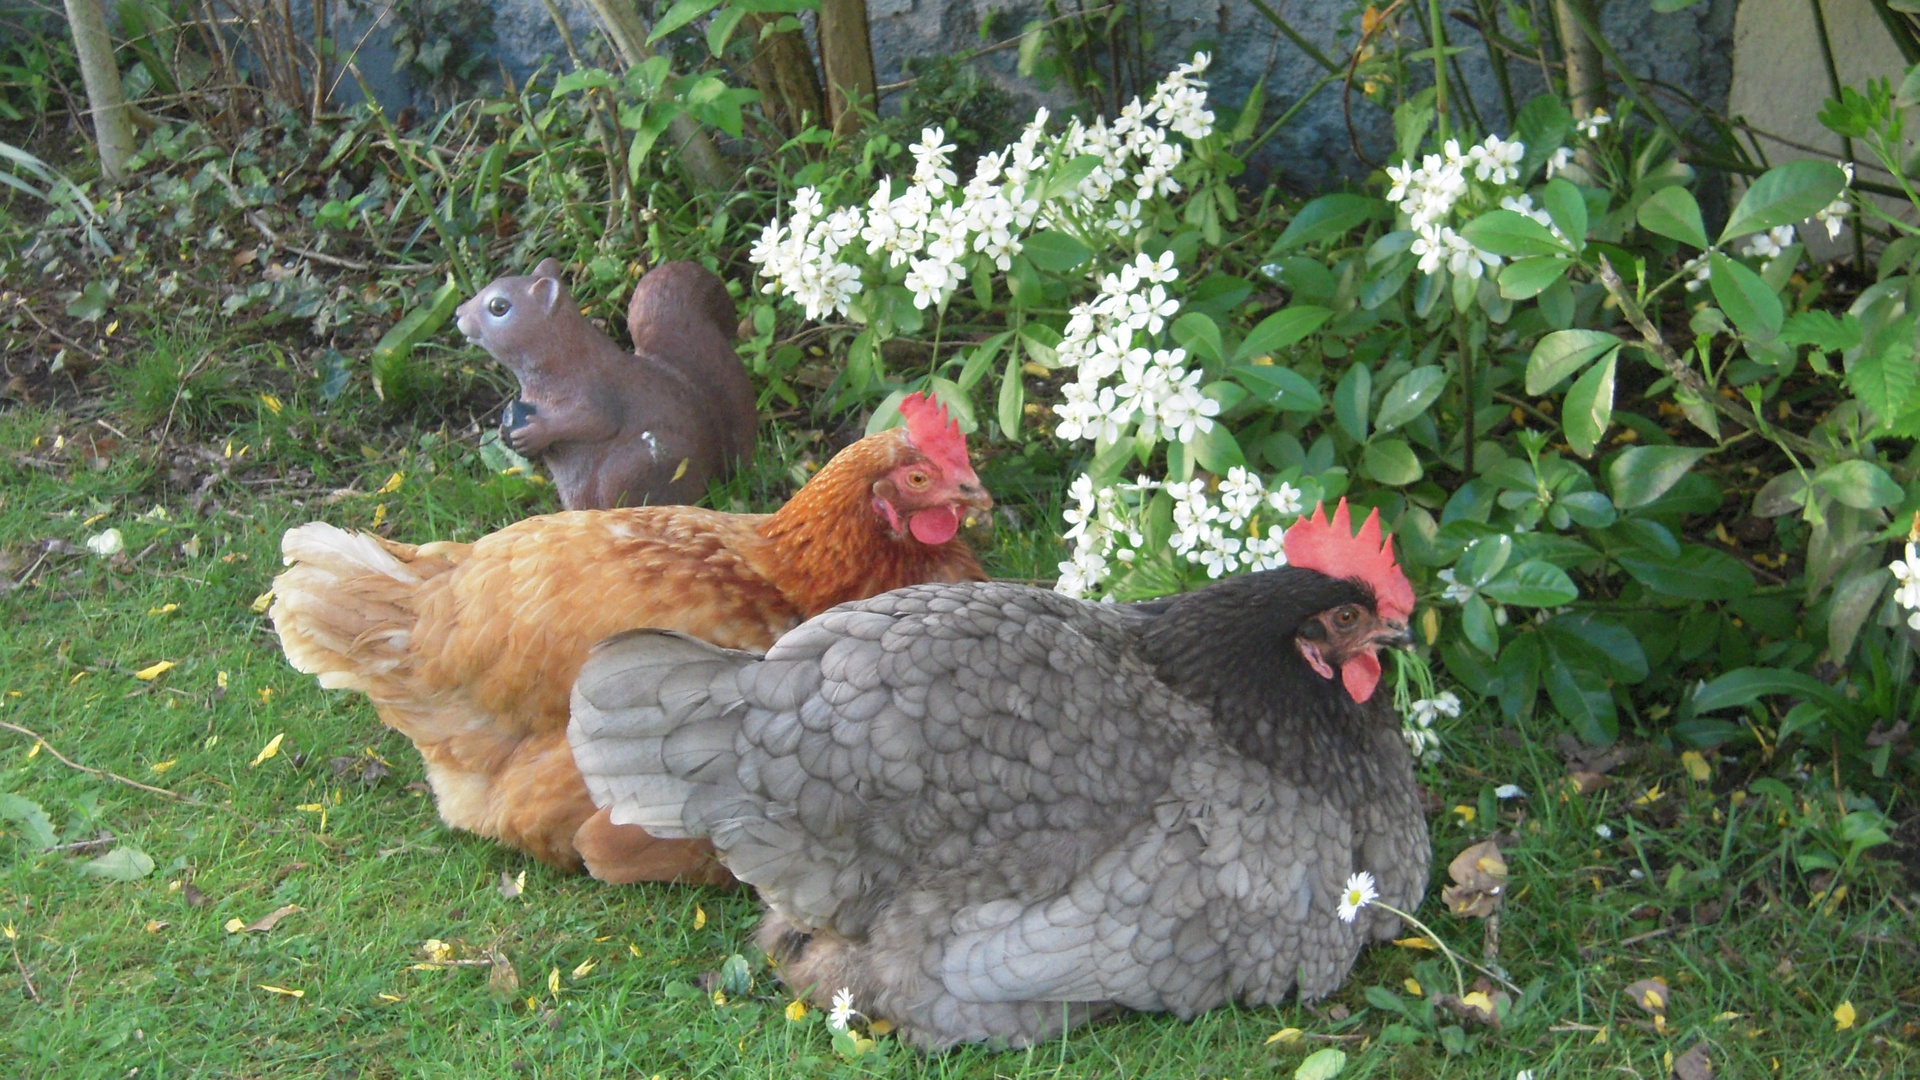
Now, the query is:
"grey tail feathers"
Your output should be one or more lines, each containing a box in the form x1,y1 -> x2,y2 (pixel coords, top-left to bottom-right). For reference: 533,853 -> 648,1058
567,629 -> 757,841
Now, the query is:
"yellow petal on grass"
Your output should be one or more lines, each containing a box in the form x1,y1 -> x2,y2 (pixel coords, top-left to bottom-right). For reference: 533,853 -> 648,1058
377,992 -> 404,1002
250,732 -> 285,767
547,968 -> 561,996
258,984 -> 303,998
258,393 -> 283,415
371,504 -> 387,528
1835,1000 -> 1856,1030
1715,1011 -> 1744,1022
134,661 -> 175,681
628,944 -> 642,958
224,918 -> 247,933
250,591 -> 274,613
143,919 -> 168,933
147,604 -> 178,616
1451,805 -> 1476,823
150,760 -> 176,774
216,671 -> 228,690
1403,978 -> 1423,997
571,959 -> 596,979
1680,751 -> 1711,781
785,999 -> 807,1022
1634,783 -> 1665,806
3,921 -> 17,940
671,458 -> 690,482
868,1018 -> 894,1036
693,905 -> 706,930
1393,936 -> 1436,949
1263,1027 -> 1303,1045
376,472 -> 405,495
296,803 -> 323,812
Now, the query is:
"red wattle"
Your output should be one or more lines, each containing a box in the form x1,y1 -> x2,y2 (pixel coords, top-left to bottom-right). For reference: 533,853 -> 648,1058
908,504 -> 961,545
1341,651 -> 1382,702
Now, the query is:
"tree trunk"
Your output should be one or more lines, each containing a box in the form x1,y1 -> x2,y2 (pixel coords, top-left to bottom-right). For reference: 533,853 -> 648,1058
817,0 -> 876,139
575,0 -> 736,190
63,0 -> 137,183
744,12 -> 824,139
1552,0 -> 1607,119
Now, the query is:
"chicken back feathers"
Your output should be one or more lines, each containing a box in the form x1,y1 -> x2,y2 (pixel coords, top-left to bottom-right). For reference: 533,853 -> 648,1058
569,566 -> 1428,1049
271,396 -> 989,882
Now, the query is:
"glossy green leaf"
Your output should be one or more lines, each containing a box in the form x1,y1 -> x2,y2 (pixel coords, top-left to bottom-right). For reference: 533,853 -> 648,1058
1462,595 -> 1500,654
1041,155 -> 1104,202
1525,329 -> 1620,394
1361,438 -> 1422,485
1708,253 -> 1783,340
1189,422 -> 1247,474
1692,666 -> 1847,712
1547,613 -> 1649,682
1617,543 -> 1754,600
1375,365 -> 1448,433
1541,178 -> 1588,248
1636,185 -> 1709,249
1562,348 -> 1617,457
1608,446 -> 1712,508
1171,312 -> 1224,365
1271,194 -> 1384,253
648,0 -> 722,42
1500,256 -> 1571,300
1543,654 -> 1618,745
1457,534 -> 1514,586
1721,160 -> 1848,242
997,349 -> 1025,440
1022,230 -> 1093,272
1230,364 -> 1322,411
1234,305 -> 1332,362
1483,560 -> 1579,606
1334,364 -> 1371,442
1460,210 -> 1566,257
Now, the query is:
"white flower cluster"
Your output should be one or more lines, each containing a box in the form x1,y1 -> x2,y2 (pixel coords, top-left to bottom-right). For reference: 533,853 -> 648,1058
1741,224 -> 1798,269
1814,160 -> 1854,241
1055,468 -> 1304,599
1402,690 -> 1460,763
1681,253 -> 1711,293
749,54 -> 1216,320
1051,250 -> 1220,447
1384,135 -> 1528,281
1891,541 -> 1920,631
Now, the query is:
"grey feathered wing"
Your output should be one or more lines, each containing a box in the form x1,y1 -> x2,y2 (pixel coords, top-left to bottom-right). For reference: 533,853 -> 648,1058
569,581 -> 1419,1049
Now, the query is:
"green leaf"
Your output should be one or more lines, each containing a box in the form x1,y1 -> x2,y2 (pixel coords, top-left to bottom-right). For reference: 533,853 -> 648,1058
1361,438 -> 1423,485
1541,178 -> 1588,248
1721,160 -> 1848,242
1562,348 -> 1618,458
648,0 -> 722,44
1462,595 -> 1499,654
1525,330 -> 1620,394
1616,543 -> 1754,600
1189,422 -> 1247,473
1234,305 -> 1332,363
370,276 -> 462,401
1500,256 -> 1571,300
955,331 -> 1011,392
1692,666 -> 1847,712
80,846 -> 156,882
1608,446 -> 1712,509
1334,364 -> 1372,442
1460,210 -> 1567,257
1271,194 -> 1384,253
0,793 -> 56,848
1483,560 -> 1579,606
1171,312 -> 1224,365
1636,185 -> 1709,249
1294,1048 -> 1348,1080
706,6 -> 747,54
1041,155 -> 1103,202
997,349 -> 1025,440
1778,310 -> 1861,351
1022,230 -> 1092,272
1814,460 -> 1904,510
1546,613 -> 1649,682
1231,364 -> 1322,411
1651,0 -> 1705,9
1543,655 -> 1618,745
1847,339 -> 1916,425
1708,254 -> 1783,340
1375,366 -> 1447,433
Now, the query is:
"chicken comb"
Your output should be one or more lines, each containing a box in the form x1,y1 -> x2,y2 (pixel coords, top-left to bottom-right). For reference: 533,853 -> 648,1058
1284,499 -> 1415,622
900,392 -> 974,477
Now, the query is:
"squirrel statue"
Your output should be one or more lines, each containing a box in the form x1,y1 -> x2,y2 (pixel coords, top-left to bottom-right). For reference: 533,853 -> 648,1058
457,258 -> 758,510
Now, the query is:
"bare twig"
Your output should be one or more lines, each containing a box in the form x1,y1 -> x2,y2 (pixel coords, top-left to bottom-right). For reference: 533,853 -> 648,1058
1593,255 -> 1831,462
1,721 -> 197,802
9,940 -> 40,1004
205,163 -> 430,274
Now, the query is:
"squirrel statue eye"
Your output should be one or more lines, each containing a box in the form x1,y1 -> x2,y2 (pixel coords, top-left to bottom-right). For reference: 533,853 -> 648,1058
487,296 -> 511,317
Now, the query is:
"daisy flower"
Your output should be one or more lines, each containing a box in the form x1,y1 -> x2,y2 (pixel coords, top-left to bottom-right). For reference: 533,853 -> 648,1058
1337,871 -> 1379,923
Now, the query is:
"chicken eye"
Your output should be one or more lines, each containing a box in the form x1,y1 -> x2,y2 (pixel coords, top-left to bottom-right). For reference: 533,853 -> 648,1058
906,470 -> 931,488
1335,607 -> 1359,626
487,296 -> 511,317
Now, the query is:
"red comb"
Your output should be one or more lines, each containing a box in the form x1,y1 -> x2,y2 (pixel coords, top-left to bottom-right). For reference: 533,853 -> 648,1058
1283,499 -> 1415,622
899,392 -> 974,478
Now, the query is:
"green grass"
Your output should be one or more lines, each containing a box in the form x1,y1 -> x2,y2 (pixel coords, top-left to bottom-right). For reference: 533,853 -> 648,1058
0,350 -> 1916,1078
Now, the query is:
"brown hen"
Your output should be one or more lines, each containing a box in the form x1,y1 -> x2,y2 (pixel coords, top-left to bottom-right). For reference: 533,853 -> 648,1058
270,394 -> 990,884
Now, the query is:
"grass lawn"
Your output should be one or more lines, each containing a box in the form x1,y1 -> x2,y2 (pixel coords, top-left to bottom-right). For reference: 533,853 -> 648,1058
0,340 -> 1916,1079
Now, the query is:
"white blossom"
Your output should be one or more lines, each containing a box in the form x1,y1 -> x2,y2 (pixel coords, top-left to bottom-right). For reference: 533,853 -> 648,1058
1742,224 -> 1798,265
1470,134 -> 1525,185
1891,541 -> 1920,630
1813,161 -> 1855,241
1436,567 -> 1476,604
1545,146 -> 1574,179
828,987 -> 858,1030
1574,108 -> 1611,139
1336,871 -> 1379,923
1682,253 -> 1711,293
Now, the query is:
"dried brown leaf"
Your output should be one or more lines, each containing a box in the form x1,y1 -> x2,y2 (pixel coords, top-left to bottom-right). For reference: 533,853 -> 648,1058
1625,977 -> 1672,1017
181,881 -> 207,907
488,950 -> 520,1004
1671,1041 -> 1713,1080
497,871 -> 522,900
239,904 -> 301,933
1440,840 -> 1509,919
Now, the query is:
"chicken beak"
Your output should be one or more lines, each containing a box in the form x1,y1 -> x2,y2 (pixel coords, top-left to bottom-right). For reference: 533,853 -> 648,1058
1372,620 -> 1414,651
955,481 -> 994,522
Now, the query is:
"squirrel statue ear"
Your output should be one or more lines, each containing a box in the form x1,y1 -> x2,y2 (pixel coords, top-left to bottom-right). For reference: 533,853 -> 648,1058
529,258 -> 565,315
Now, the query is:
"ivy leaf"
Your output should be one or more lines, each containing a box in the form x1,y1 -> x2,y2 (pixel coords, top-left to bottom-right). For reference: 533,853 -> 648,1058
1636,185 -> 1709,249
1562,348 -> 1618,457
1708,254 -> 1783,340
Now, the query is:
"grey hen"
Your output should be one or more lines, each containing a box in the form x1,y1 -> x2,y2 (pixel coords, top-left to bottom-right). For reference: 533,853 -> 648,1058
570,500 -> 1427,1049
